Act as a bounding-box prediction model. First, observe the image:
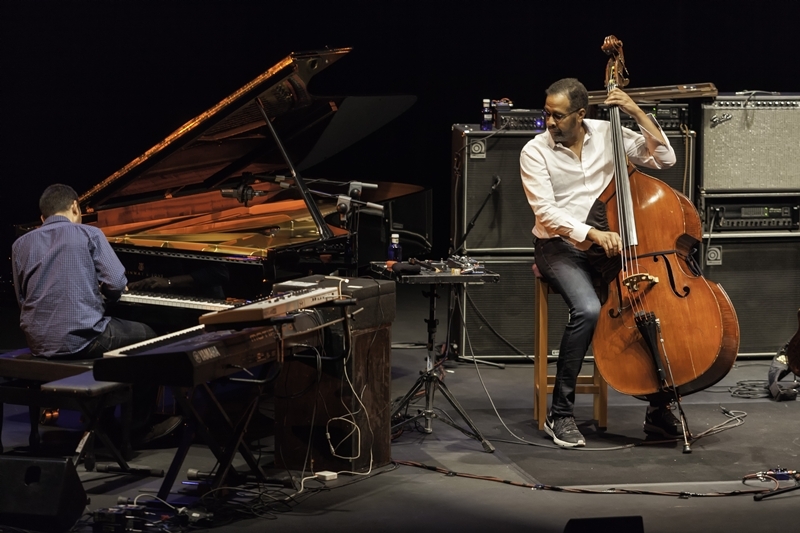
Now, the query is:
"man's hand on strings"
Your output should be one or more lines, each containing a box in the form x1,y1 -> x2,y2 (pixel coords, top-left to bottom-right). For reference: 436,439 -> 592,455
604,88 -> 641,118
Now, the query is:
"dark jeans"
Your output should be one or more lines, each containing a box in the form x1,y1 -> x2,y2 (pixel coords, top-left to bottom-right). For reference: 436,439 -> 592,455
535,238 -> 669,417
535,238 -> 601,418
77,317 -> 157,360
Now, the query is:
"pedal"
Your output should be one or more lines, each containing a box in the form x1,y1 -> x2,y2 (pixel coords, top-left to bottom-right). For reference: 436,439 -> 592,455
39,408 -> 59,425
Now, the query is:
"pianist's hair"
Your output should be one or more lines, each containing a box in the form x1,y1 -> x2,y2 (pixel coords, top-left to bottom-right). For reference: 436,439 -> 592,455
39,183 -> 79,218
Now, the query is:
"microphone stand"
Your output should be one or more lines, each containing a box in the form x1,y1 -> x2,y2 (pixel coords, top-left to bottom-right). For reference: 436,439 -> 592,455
447,175 -> 505,369
309,187 -> 384,278
452,175 -> 501,256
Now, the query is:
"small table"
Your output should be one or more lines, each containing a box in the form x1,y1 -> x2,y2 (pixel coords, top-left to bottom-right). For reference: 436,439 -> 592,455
370,261 -> 499,452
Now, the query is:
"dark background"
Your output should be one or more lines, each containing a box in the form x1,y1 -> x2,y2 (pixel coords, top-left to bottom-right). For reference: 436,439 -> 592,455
1,1 -> 794,281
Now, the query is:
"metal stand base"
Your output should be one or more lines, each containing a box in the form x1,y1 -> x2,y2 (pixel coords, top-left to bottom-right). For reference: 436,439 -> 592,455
390,284 -> 494,453
390,368 -> 494,452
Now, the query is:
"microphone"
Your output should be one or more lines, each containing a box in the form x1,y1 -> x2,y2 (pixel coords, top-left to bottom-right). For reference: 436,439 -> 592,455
491,175 -> 502,191
363,202 -> 384,214
220,187 -> 268,200
408,257 -> 439,271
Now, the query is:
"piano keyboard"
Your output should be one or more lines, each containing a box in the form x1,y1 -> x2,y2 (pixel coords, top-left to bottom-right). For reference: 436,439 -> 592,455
199,286 -> 340,325
104,325 -> 206,357
119,291 -> 235,311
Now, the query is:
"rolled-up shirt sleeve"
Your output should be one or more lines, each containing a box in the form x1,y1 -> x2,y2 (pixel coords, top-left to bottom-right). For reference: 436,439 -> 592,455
626,121 -> 676,170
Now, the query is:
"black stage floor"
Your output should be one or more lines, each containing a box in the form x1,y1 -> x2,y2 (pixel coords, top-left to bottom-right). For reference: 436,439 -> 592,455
1,283 -> 800,533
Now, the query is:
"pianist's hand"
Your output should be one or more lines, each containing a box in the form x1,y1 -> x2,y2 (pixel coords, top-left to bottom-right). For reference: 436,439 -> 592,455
128,277 -> 171,291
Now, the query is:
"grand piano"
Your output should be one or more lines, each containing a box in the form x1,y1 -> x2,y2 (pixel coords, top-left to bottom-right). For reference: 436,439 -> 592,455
16,47 -> 417,328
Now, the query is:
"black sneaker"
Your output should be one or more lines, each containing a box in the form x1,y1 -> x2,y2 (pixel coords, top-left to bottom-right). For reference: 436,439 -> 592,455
643,405 -> 683,438
544,415 -> 586,448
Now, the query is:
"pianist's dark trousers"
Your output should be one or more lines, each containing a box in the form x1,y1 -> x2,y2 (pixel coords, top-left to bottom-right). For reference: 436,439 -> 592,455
76,317 -> 157,359
71,317 -> 159,432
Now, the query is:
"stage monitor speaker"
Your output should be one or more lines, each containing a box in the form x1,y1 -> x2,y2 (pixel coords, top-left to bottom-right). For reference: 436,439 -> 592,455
453,257 -> 570,359
702,236 -> 800,356
702,96 -> 800,192
0,456 -> 87,533
451,125 -> 696,254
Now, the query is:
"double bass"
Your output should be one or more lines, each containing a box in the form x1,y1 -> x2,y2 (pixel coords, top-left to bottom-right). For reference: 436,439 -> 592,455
589,37 -> 740,440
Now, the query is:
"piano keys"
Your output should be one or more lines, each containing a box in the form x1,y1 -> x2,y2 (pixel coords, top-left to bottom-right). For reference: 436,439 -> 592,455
198,285 -> 339,325
94,310 -> 328,388
119,290 -> 235,312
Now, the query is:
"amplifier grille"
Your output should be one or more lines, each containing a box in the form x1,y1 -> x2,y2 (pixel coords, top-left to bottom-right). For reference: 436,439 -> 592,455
702,103 -> 800,192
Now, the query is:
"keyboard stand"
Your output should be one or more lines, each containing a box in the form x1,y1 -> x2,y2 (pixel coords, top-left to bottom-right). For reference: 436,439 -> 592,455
156,379 -> 271,500
152,309 -> 352,501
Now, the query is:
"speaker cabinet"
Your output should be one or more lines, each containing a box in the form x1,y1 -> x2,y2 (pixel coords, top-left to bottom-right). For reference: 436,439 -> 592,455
702,96 -> 800,192
453,257 -> 570,359
640,130 -> 695,200
452,125 -> 696,254
0,457 -> 87,532
702,236 -> 800,356
452,125 -> 539,254
275,324 -> 392,472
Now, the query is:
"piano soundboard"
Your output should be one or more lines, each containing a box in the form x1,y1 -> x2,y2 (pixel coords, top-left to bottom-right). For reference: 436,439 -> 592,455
199,286 -> 340,325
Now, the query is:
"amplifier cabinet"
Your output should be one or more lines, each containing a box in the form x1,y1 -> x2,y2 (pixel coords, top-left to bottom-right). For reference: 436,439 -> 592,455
452,125 -> 539,254
452,257 -> 570,359
702,235 -> 800,356
452,125 -> 696,255
641,130 -> 696,200
701,96 -> 800,192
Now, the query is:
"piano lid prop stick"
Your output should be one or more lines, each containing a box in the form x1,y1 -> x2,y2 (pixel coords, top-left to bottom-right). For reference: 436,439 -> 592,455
254,97 -> 332,240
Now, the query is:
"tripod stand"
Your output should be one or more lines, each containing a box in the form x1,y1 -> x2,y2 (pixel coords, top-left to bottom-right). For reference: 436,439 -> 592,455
390,280 -> 495,452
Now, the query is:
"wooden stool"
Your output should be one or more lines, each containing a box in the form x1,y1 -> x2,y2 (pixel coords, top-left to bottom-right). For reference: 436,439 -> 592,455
533,276 -> 608,430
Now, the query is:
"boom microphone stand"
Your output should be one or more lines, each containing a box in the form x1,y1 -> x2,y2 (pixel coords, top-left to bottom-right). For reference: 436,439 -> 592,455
446,174 -> 505,369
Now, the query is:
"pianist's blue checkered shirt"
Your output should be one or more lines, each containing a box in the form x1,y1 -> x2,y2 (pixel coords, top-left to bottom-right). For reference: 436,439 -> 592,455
12,215 -> 127,358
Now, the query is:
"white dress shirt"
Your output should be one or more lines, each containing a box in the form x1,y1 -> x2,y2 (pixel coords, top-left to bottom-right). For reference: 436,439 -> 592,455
520,118 -> 676,245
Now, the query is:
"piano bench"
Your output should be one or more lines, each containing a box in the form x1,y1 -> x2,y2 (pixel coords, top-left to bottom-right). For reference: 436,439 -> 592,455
0,350 -> 133,470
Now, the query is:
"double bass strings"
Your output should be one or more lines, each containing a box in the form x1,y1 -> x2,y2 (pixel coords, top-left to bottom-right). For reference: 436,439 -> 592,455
607,82 -> 649,319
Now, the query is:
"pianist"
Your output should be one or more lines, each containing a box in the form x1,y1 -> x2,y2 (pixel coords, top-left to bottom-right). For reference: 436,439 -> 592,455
12,184 -> 156,359
11,184 -> 180,443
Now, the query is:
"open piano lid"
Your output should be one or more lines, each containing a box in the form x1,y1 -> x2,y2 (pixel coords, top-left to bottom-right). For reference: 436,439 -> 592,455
80,48 -> 416,258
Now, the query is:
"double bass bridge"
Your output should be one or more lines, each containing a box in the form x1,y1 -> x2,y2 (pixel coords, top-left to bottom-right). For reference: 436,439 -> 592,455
622,273 -> 659,292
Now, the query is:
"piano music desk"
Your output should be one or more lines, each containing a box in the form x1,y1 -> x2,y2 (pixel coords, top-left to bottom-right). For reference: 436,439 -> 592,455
0,349 -> 134,471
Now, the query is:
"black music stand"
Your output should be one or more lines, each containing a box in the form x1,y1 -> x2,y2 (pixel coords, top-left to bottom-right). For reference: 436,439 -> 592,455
371,262 -> 497,452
